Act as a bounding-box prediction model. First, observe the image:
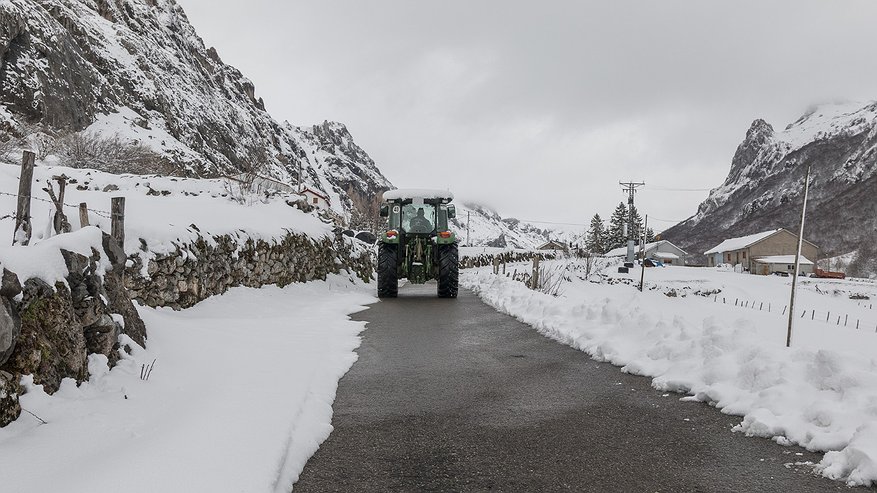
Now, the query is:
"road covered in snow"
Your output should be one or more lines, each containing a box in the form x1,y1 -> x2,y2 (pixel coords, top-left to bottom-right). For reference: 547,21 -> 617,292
0,276 -> 374,493
463,260 -> 877,487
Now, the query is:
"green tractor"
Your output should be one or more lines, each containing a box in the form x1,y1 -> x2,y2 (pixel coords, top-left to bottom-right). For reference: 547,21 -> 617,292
377,189 -> 459,298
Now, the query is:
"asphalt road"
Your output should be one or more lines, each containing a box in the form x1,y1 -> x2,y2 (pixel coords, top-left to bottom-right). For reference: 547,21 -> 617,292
293,283 -> 868,492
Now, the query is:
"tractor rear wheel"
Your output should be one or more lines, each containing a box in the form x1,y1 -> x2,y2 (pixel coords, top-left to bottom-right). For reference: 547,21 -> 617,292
377,243 -> 398,298
437,243 -> 459,298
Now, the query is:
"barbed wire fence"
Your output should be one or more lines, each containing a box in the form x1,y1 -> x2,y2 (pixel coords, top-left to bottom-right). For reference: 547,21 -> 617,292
709,294 -> 877,332
0,190 -> 113,219
7,150 -> 125,247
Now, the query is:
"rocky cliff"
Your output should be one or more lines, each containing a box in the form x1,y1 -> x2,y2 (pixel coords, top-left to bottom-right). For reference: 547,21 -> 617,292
663,101 -> 877,271
0,0 -> 391,217
0,0 -> 549,246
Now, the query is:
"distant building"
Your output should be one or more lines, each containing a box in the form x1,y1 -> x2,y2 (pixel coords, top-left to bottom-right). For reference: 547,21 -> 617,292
704,229 -> 819,275
537,240 -> 569,252
299,187 -> 331,210
605,240 -> 688,265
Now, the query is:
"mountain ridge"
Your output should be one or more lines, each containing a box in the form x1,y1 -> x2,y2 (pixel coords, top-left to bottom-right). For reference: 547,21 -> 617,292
662,100 -> 877,273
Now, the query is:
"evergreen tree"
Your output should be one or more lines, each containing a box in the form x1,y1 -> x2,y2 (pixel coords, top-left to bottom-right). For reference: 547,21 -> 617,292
645,228 -> 656,243
628,205 -> 643,244
606,202 -> 628,251
585,214 -> 606,253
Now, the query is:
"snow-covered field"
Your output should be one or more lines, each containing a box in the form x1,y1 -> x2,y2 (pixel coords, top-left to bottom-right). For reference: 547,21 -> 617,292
0,277 -> 375,493
0,160 -> 332,258
463,260 -> 877,487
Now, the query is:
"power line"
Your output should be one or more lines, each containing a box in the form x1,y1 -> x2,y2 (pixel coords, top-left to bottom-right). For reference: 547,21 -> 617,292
518,219 -> 588,227
647,216 -> 691,223
646,186 -> 714,192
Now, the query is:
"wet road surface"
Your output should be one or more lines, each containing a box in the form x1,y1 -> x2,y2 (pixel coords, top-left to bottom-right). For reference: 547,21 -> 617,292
294,283 -> 867,492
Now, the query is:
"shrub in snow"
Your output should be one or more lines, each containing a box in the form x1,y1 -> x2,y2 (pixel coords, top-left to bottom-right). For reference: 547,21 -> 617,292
55,132 -> 177,176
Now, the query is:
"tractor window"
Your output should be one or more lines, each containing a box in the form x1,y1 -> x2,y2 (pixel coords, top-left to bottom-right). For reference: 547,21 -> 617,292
402,204 -> 436,233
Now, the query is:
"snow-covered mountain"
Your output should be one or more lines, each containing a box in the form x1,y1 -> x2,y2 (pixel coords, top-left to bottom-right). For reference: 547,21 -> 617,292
0,0 -> 550,245
451,202 -> 552,248
663,101 -> 877,267
0,0 -> 391,217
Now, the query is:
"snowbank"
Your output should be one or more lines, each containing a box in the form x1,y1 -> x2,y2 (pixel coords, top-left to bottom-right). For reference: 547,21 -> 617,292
0,226 -> 108,287
0,162 -> 331,259
0,276 -> 375,493
463,263 -> 877,486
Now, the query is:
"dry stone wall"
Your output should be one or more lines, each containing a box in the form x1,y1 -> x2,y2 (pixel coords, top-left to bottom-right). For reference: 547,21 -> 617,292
0,232 -> 145,426
124,230 -> 373,310
0,228 -> 374,426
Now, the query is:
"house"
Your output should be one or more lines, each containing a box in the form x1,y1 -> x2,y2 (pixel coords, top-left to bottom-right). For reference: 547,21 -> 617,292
704,229 -> 819,275
537,240 -> 568,252
299,187 -> 331,210
604,240 -> 688,265
753,255 -> 815,276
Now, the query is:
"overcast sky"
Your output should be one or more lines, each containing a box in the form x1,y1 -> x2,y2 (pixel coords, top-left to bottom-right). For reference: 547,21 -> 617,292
179,0 -> 877,231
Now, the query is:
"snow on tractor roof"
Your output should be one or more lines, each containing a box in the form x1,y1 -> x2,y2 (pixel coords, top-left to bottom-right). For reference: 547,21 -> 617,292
382,189 -> 454,201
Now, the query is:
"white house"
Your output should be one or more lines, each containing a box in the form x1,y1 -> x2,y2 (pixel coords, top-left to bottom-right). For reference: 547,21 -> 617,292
605,240 -> 688,265
299,187 -> 331,210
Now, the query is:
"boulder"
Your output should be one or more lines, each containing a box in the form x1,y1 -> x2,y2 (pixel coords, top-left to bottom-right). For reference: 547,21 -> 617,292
0,297 -> 21,366
0,269 -> 21,298
0,370 -> 21,427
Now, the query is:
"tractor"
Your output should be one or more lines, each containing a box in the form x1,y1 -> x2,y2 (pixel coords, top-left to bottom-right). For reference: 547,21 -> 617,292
377,189 -> 459,298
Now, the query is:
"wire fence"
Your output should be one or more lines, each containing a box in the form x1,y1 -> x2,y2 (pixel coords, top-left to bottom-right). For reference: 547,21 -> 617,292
710,295 -> 877,332
0,189 -> 113,219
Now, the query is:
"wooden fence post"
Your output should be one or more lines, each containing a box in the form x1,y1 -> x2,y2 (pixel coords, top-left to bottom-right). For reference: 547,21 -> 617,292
79,203 -> 90,227
13,150 -> 35,245
45,174 -> 71,234
111,197 -> 125,248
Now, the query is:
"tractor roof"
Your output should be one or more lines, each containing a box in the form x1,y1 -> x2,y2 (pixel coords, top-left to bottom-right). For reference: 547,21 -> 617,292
382,189 -> 454,202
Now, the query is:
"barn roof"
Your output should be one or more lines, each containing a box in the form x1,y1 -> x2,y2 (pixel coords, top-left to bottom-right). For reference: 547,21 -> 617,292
703,229 -> 781,255
605,240 -> 687,258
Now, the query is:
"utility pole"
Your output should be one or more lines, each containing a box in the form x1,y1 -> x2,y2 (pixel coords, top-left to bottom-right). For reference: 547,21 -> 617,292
786,164 -> 812,348
466,211 -> 471,246
639,215 -> 648,292
619,181 -> 645,264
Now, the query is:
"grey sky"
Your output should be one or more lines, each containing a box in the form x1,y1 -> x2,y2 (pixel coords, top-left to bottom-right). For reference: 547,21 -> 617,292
179,0 -> 877,231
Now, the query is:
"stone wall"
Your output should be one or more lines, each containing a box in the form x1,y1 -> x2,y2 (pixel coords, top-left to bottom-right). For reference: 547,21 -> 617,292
460,250 -> 558,269
0,233 -> 145,426
124,230 -> 373,310
0,229 -> 374,426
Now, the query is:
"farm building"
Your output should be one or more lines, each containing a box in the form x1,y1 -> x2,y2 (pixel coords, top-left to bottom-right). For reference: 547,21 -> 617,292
537,240 -> 569,252
604,240 -> 688,265
299,187 -> 331,210
704,229 -> 819,275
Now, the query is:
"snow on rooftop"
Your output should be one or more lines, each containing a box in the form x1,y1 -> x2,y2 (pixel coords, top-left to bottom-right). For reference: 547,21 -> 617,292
704,229 -> 782,255
754,255 -> 814,265
604,240 -> 684,258
382,189 -> 454,201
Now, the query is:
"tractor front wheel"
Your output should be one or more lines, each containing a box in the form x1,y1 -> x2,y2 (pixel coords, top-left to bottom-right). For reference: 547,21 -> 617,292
377,243 -> 399,298
437,243 -> 459,298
